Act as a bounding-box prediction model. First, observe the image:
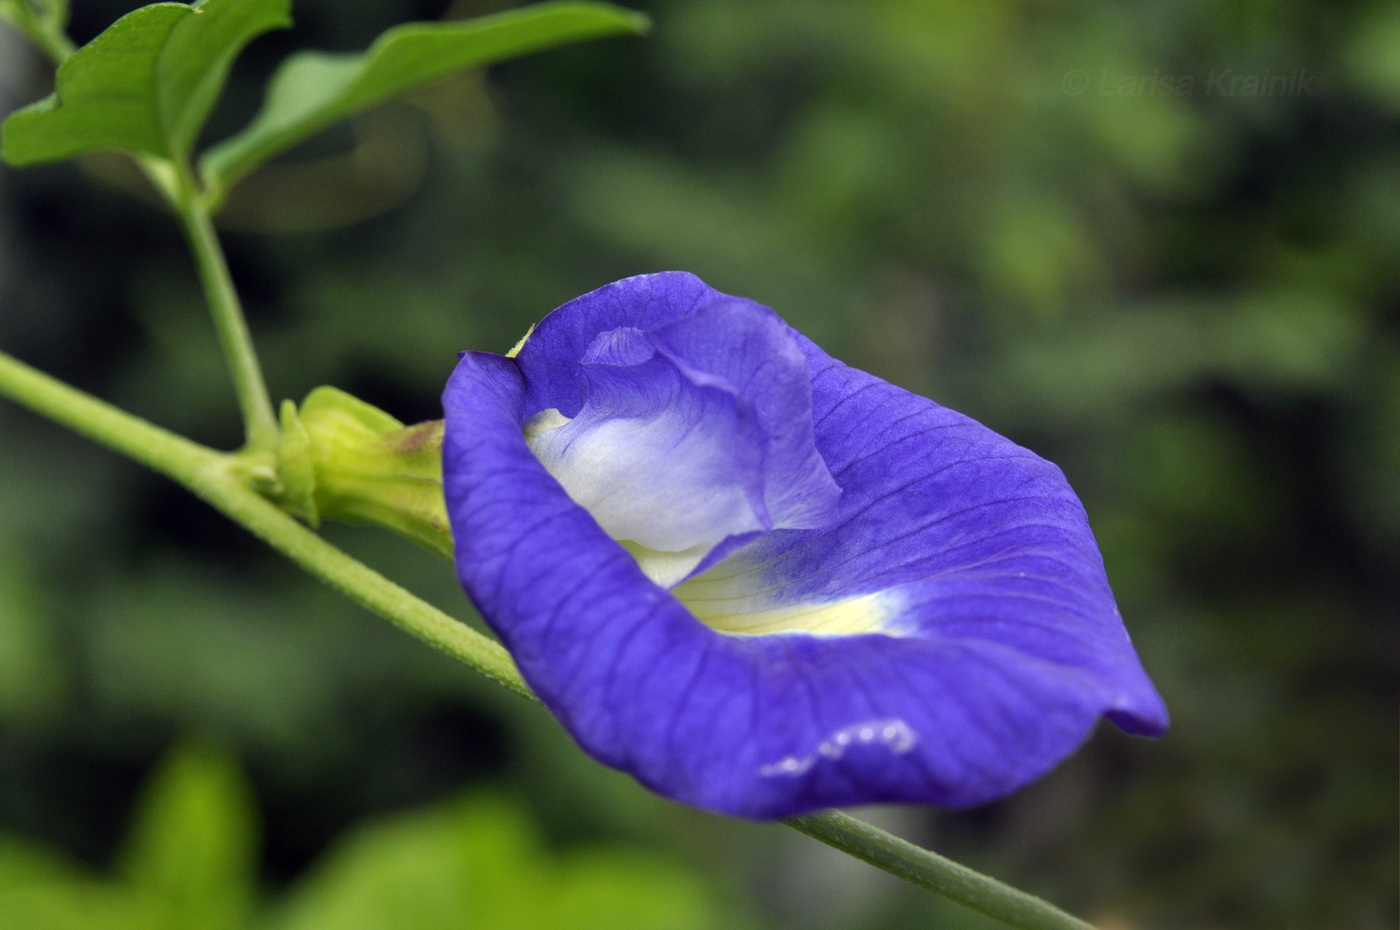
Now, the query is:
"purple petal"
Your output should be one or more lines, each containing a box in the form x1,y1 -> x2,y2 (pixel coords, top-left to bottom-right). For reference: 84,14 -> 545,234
516,275 -> 840,587
442,273 -> 1167,819
674,334 -> 1167,732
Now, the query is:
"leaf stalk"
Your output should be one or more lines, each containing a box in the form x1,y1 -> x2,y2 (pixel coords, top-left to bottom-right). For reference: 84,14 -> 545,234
172,179 -> 280,452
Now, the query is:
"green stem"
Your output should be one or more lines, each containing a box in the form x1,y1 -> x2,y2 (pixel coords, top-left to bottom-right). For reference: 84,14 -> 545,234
0,350 -> 1101,930
30,21 -> 75,65
4,1 -> 75,66
3,15 -> 272,449
0,349 -> 525,697
173,190 -> 279,451
786,811 -> 1098,930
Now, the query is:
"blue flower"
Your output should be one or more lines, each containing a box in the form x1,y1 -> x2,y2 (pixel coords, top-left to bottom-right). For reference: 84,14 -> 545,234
442,272 -> 1167,820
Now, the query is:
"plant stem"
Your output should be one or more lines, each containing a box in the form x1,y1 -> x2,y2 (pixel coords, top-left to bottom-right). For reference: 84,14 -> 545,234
173,192 -> 280,452
786,810 -> 1098,930
0,349 -> 525,697
4,1 -> 75,65
3,15 -> 274,450
29,20 -> 75,65
0,350 -> 1101,930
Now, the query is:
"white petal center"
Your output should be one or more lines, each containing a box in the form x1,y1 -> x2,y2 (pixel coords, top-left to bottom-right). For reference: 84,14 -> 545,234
525,408 -> 764,586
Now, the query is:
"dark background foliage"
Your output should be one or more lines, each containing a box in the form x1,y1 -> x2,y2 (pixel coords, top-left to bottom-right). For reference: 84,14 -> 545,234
0,1 -> 1396,927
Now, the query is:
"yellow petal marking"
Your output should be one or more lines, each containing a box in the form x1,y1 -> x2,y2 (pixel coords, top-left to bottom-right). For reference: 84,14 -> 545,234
674,574 -> 899,637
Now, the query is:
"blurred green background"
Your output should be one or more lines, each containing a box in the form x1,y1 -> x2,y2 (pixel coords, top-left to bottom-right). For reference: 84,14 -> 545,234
1,1 -> 1397,928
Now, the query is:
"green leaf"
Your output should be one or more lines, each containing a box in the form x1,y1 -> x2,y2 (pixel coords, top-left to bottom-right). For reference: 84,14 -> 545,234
158,0 -> 291,156
0,835 -> 151,930
2,0 -> 290,167
3,3 -> 187,164
200,1 -> 648,202
117,742 -> 259,930
272,793 -> 731,930
274,795 -> 539,930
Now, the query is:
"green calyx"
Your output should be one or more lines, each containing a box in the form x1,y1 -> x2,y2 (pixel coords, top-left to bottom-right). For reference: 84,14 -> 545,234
276,387 -> 452,559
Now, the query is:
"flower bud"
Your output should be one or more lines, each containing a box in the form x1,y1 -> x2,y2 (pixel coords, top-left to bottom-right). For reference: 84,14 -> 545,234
277,387 -> 451,558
